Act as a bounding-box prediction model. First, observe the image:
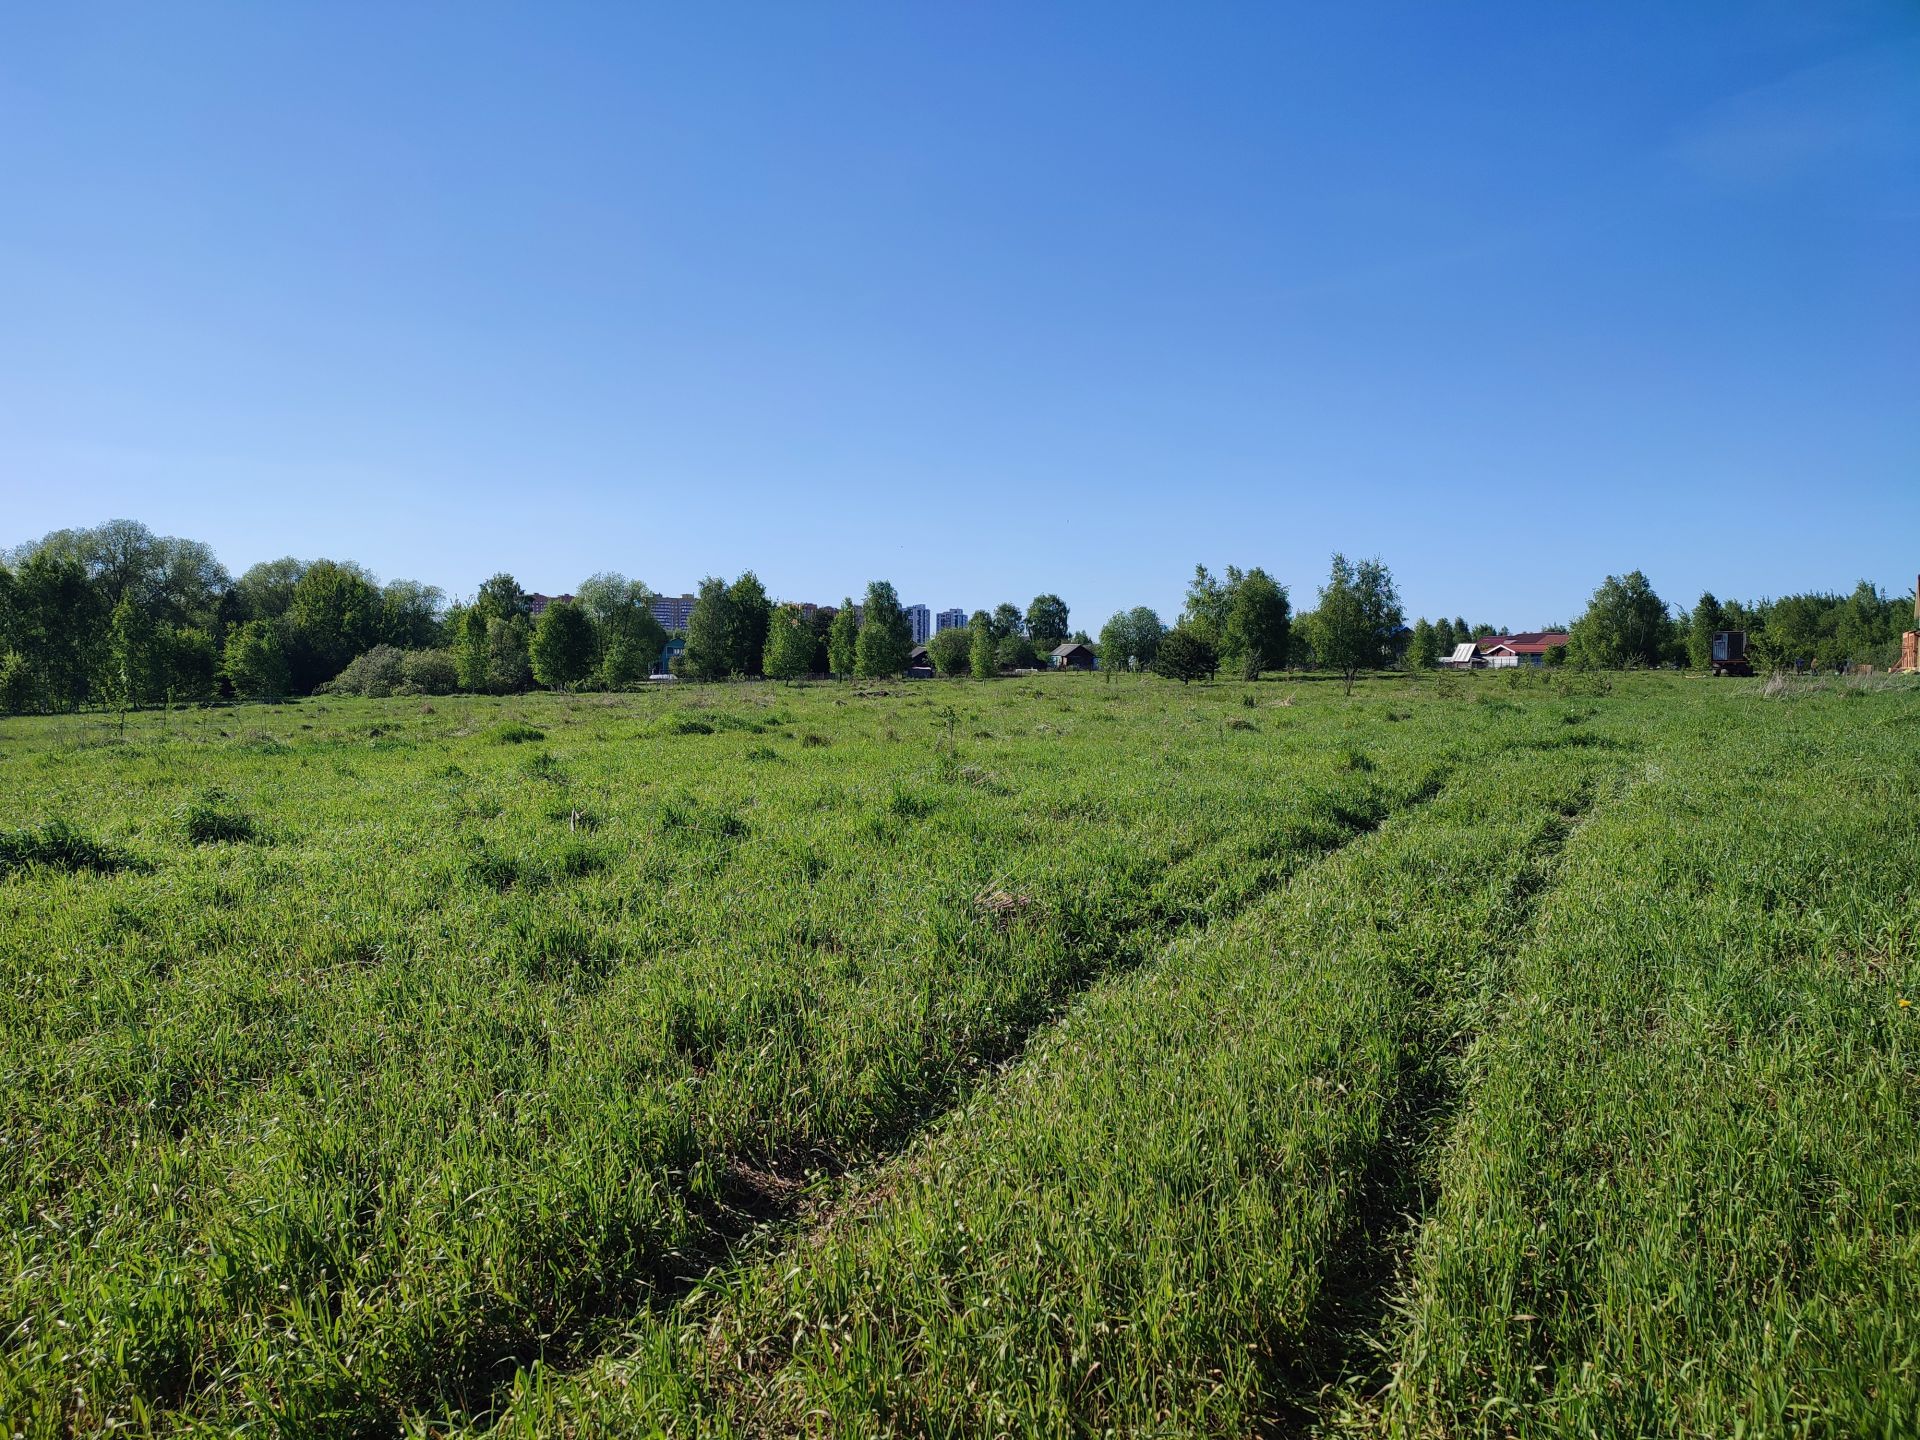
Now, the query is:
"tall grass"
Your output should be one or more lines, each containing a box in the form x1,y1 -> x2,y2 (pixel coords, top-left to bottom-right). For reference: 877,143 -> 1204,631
0,677 -> 1446,1433
2,673 -> 1914,1436
485,722 -> 1627,1435
1376,689 -> 1920,1435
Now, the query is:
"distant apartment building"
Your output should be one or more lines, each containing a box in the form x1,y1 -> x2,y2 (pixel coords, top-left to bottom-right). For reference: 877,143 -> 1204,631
935,608 -> 968,633
904,604 -> 931,645
649,593 -> 698,631
525,592 -> 573,618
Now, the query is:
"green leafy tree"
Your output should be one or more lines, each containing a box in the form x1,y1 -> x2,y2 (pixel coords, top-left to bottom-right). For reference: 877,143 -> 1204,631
485,615 -> 533,692
1406,618 -> 1437,670
1568,571 -> 1671,669
1127,607 -> 1165,669
1834,580 -> 1898,667
0,650 -> 34,715
475,573 -> 530,622
996,633 -> 1039,671
1221,567 -> 1289,679
990,603 -> 1024,641
530,600 -> 596,689
453,606 -> 489,691
234,558 -> 306,621
166,627 -> 220,701
16,519 -> 228,630
762,603 -> 816,683
856,581 -> 913,678
1432,617 -> 1457,657
804,606 -> 835,673
969,613 -> 997,678
576,573 -> 666,687
927,626 -> 972,677
284,560 -> 382,692
380,579 -> 446,649
8,551 -> 107,710
1308,553 -> 1404,694
1025,594 -> 1070,650
1098,608 -> 1164,673
725,572 -> 772,677
1152,625 -> 1217,683
1182,566 -> 1231,649
0,564 -> 16,655
103,593 -> 165,709
682,576 -> 737,681
828,600 -> 859,678
223,620 -> 290,700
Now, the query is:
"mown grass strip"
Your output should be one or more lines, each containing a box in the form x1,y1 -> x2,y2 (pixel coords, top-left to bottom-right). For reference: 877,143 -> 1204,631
478,740 -> 1631,1437
1376,694 -> 1920,1437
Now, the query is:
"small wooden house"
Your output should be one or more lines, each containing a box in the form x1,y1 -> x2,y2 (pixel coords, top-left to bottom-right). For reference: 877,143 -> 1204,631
1049,642 -> 1096,672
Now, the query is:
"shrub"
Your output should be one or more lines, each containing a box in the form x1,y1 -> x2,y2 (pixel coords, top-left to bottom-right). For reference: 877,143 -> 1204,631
399,649 -> 459,695
1152,626 -> 1218,684
325,645 -> 408,698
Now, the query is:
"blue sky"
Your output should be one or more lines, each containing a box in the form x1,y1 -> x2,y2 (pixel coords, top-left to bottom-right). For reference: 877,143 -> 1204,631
3,3 -> 1915,630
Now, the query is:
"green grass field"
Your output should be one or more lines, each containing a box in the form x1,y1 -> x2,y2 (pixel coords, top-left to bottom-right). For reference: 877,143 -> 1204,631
3,671 -> 1916,1437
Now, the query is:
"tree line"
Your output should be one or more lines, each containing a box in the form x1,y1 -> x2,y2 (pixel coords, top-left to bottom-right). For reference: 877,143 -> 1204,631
1399,570 -> 1915,674
2,520 -> 1910,714
0,520 -> 1103,710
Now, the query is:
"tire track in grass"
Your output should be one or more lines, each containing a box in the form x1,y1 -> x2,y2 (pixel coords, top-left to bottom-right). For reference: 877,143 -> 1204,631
438,758 -> 1459,1432
471,748 -> 1630,1438
1291,770 -> 1618,1435
1372,701 -> 1920,1436
675,762 -> 1453,1258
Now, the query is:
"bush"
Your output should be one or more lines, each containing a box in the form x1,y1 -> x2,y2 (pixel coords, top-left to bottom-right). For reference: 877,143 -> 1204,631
325,645 -> 408,697
399,649 -> 459,695
1152,626 -> 1218,684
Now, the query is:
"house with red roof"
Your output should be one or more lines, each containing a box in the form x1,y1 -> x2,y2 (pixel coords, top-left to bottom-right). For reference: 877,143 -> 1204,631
1474,632 -> 1568,667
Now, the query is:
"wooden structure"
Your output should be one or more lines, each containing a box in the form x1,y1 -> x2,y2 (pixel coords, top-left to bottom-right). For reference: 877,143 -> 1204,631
1049,642 -> 1096,671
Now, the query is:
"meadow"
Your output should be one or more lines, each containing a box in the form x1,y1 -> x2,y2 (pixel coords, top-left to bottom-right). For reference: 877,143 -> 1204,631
2,670 -> 1916,1437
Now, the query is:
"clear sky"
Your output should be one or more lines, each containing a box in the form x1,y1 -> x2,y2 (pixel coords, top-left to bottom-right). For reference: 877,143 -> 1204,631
3,3 -> 1915,630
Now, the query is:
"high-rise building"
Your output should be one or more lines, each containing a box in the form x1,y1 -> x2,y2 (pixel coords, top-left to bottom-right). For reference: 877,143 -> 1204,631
935,608 -> 968,633
904,604 -> 931,645
649,593 -> 699,631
